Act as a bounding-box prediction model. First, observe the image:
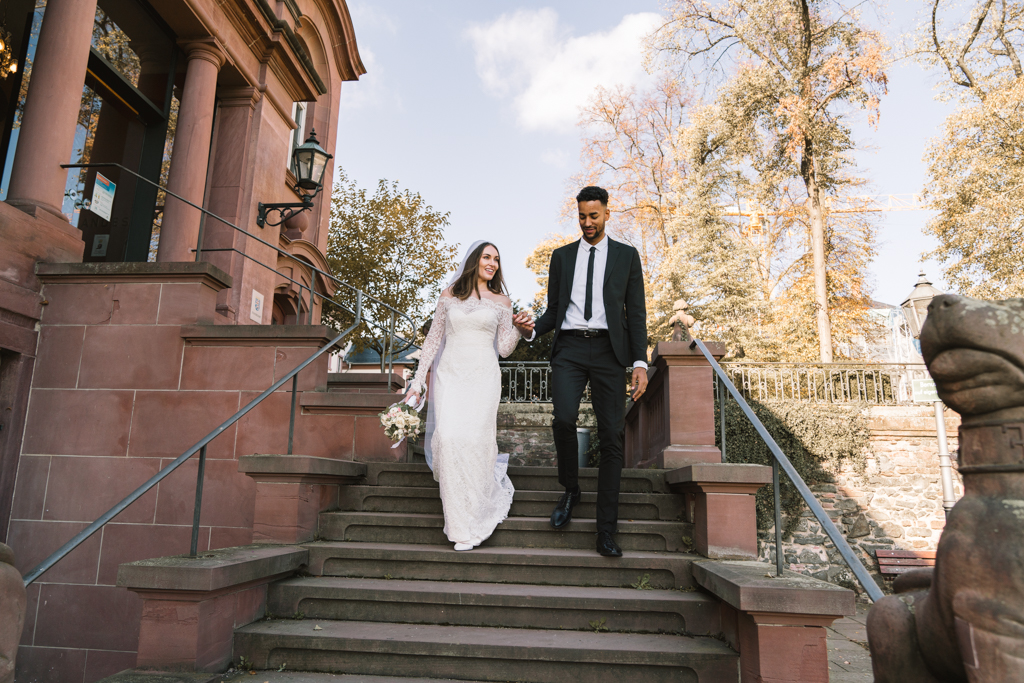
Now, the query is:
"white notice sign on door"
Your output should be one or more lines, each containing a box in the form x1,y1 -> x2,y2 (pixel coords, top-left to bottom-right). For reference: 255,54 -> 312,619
90,173 -> 116,221
250,290 -> 265,323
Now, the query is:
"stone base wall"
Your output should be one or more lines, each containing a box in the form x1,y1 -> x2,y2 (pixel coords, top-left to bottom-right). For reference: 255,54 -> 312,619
757,406 -> 961,596
496,403 -> 594,467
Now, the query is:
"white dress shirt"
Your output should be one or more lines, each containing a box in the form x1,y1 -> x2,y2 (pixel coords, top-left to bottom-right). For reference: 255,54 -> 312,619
559,236 -> 647,371
563,236 -> 609,331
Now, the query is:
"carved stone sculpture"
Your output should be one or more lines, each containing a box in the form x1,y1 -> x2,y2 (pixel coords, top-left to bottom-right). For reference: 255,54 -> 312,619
867,294 -> 1024,682
0,542 -> 26,683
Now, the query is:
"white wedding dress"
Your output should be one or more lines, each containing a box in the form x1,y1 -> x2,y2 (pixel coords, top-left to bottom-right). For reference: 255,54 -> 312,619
411,295 -> 520,547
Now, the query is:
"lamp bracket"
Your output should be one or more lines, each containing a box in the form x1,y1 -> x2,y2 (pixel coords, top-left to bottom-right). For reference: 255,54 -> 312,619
256,194 -> 314,228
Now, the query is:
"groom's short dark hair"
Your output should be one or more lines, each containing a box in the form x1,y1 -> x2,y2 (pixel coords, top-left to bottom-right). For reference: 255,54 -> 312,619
576,186 -> 608,205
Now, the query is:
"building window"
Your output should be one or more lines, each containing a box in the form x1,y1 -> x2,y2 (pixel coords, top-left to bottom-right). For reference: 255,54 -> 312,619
289,101 -> 306,173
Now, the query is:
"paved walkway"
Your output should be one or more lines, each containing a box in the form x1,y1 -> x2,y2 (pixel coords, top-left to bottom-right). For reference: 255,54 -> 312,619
827,602 -> 874,682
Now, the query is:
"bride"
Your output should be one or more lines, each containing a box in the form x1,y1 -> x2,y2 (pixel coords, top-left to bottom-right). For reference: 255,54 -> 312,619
406,241 -> 535,551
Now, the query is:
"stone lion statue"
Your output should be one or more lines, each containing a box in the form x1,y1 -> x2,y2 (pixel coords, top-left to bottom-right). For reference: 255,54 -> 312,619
867,294 -> 1024,682
0,542 -> 26,683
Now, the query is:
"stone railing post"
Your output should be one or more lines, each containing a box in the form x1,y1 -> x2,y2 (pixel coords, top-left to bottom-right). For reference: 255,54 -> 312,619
625,341 -> 726,469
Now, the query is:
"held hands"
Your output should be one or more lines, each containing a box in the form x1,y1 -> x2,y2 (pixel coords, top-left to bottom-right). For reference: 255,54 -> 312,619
630,368 -> 648,401
513,310 -> 535,337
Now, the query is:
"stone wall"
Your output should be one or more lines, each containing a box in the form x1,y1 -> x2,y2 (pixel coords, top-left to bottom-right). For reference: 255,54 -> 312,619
496,403 -> 592,467
496,401 -> 961,595
757,405 -> 961,596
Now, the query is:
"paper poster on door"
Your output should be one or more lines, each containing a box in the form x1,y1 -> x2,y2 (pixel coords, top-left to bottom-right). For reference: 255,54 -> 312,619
250,290 -> 265,323
90,173 -> 116,221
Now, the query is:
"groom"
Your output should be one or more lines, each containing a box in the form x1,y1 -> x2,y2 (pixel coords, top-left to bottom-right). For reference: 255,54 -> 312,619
531,186 -> 648,557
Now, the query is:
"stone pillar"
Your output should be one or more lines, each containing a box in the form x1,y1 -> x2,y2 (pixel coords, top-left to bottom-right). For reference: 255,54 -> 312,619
119,546 -> 306,672
625,341 -> 726,469
156,39 -> 225,263
239,455 -> 366,544
692,560 -> 854,683
667,463 -> 772,560
202,86 -> 261,317
6,0 -> 99,220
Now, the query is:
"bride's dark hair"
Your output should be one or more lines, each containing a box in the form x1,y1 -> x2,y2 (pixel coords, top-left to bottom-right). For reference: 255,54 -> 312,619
450,242 -> 508,300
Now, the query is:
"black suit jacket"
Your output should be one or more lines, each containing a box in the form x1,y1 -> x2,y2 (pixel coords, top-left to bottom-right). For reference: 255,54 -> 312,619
533,237 -> 648,368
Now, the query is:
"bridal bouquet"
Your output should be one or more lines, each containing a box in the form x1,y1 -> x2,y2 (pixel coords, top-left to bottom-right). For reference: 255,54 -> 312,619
379,398 -> 423,449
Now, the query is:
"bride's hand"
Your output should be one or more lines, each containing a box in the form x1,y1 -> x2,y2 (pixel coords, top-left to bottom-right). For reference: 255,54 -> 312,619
513,311 -> 534,335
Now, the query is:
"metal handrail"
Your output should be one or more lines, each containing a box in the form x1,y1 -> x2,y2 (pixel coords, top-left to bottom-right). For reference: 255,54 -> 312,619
23,293 -> 364,586
690,338 -> 885,602
60,162 -> 421,374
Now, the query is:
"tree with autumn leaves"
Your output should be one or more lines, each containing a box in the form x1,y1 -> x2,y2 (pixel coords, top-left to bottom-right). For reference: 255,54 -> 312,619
916,0 -> 1024,298
530,0 -> 889,362
325,169 -> 460,356
650,0 -> 889,363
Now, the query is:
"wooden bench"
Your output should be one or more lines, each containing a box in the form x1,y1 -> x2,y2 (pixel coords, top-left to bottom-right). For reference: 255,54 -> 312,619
876,549 -> 937,576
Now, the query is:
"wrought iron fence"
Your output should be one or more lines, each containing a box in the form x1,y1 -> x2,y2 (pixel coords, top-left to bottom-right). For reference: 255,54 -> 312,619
500,360 -> 931,405
501,362 -> 556,402
717,362 -> 931,405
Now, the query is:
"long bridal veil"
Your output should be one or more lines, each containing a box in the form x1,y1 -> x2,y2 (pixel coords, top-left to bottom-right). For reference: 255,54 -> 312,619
422,240 -> 510,483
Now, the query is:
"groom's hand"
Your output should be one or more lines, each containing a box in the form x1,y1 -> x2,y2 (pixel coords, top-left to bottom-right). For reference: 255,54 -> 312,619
630,368 -> 648,400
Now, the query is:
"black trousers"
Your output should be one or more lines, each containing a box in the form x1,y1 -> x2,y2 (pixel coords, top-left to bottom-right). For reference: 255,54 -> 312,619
550,334 -> 626,534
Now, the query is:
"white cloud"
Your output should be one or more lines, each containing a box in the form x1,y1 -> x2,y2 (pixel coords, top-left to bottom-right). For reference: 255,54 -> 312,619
340,48 -> 393,111
347,1 -> 397,34
540,149 -> 570,168
466,9 -> 661,132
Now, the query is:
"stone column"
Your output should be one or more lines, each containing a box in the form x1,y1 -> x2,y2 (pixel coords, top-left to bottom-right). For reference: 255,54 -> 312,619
156,39 -> 225,263
6,0 -> 99,220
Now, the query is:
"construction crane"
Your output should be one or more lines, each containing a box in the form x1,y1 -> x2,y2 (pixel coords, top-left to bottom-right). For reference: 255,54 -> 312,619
720,194 -> 925,229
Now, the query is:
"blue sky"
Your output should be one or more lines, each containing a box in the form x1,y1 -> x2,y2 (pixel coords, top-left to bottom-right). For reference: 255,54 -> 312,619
334,0 -> 956,310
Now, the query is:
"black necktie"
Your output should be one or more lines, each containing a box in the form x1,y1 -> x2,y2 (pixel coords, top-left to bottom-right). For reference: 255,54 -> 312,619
584,246 -> 595,321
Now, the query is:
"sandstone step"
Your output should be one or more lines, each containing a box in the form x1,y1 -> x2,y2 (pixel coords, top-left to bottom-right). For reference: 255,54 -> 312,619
338,486 -> 683,521
305,542 -> 699,589
363,463 -> 670,494
233,619 -> 738,682
266,576 -> 720,635
318,512 -> 693,552
222,674 -> 487,683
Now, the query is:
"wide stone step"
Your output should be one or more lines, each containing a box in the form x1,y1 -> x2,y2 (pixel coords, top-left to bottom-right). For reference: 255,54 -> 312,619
221,674 -> 487,683
233,619 -> 738,682
363,463 -> 670,494
318,512 -> 693,552
338,486 -> 682,521
266,576 -> 721,635
305,542 -> 699,589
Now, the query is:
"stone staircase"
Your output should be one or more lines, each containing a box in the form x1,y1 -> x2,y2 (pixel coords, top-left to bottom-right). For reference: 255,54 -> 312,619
231,463 -> 740,681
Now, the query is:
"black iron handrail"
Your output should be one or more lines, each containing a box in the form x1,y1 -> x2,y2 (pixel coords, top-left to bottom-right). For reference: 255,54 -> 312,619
60,162 -> 420,376
691,338 -> 885,602
22,293 -> 364,586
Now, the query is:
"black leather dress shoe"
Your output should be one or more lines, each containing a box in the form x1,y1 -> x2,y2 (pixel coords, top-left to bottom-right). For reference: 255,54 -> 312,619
596,531 -> 622,557
550,487 -> 581,528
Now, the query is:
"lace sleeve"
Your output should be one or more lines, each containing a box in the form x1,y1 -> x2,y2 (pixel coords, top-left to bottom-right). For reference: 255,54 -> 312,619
411,297 -> 450,393
496,305 -> 521,358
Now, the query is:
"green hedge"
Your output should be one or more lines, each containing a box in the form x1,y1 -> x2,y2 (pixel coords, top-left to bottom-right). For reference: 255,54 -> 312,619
714,399 -> 871,532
